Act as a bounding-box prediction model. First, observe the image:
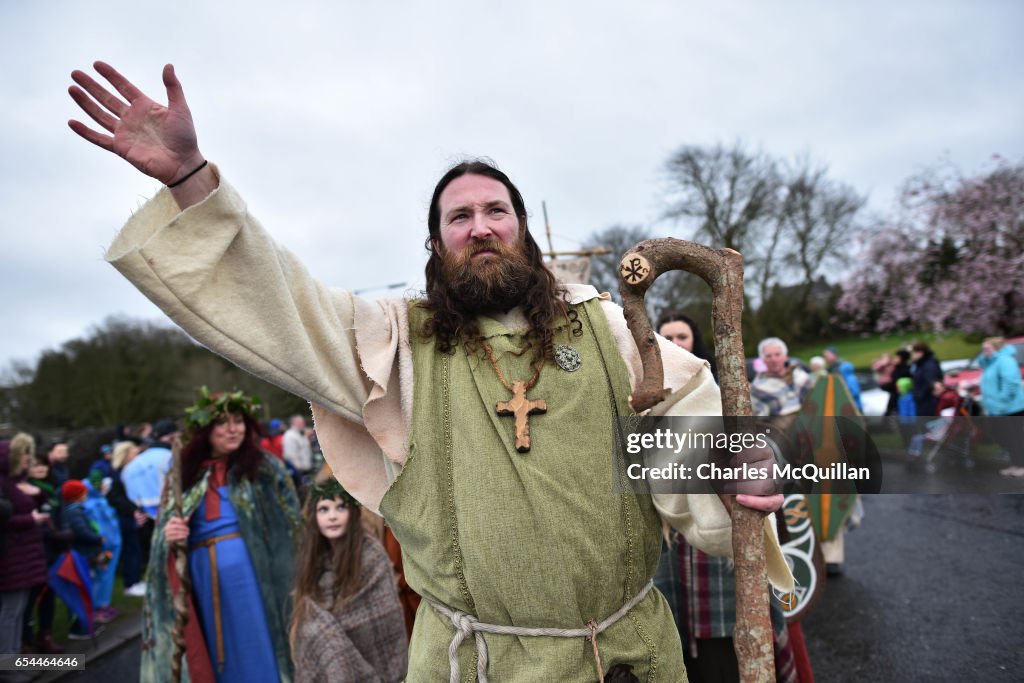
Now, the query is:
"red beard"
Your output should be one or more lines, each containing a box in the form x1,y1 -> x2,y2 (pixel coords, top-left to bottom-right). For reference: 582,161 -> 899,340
439,238 -> 535,313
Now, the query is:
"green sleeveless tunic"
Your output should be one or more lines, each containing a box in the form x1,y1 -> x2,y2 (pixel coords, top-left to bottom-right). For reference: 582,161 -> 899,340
379,299 -> 687,682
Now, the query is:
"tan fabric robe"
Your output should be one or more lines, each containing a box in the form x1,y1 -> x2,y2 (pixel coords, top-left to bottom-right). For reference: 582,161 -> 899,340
105,167 -> 791,591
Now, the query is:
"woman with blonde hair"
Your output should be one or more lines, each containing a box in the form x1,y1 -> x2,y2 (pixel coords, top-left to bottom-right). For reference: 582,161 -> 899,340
0,433 -> 49,655
106,441 -> 147,597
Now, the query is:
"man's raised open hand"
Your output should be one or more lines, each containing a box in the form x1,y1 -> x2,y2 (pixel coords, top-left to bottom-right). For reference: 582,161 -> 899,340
68,62 -> 204,187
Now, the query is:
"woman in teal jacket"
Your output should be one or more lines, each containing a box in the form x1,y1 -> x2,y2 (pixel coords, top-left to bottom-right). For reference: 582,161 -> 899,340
979,337 -> 1024,476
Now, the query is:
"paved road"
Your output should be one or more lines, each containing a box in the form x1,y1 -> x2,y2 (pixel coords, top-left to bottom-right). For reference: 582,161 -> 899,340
31,613 -> 140,683
802,493 -> 1024,682
872,441 -> 1024,495
60,638 -> 138,682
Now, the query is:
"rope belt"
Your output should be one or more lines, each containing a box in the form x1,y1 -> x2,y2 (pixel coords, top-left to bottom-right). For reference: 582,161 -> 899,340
189,531 -> 243,671
427,579 -> 654,683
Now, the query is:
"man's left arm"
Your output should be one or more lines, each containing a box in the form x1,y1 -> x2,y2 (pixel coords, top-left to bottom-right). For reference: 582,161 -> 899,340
599,298 -> 793,590
647,363 -> 793,590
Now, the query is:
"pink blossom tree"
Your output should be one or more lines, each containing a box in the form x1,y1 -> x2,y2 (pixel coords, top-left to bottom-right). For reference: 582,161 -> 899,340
839,158 -> 1024,335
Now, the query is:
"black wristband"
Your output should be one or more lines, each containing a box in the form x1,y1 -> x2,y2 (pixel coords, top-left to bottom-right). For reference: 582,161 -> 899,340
167,160 -> 209,188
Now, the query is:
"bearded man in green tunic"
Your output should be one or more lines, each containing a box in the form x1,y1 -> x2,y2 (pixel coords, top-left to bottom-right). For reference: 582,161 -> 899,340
67,61 -> 792,682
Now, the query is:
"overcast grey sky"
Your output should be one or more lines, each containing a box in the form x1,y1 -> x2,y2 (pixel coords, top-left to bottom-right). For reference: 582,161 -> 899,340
1,0 -> 1021,370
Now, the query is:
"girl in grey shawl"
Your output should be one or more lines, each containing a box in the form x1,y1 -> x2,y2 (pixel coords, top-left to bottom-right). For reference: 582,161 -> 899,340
290,479 -> 408,682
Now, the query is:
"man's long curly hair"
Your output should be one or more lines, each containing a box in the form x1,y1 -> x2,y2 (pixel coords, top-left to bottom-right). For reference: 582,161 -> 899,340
420,160 -> 569,365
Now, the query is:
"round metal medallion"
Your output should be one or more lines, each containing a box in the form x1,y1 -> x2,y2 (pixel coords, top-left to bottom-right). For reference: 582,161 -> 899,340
554,344 -> 582,372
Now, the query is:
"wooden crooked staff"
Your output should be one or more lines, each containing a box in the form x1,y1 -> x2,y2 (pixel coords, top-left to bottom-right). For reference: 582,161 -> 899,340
618,239 -> 775,683
170,436 -> 190,683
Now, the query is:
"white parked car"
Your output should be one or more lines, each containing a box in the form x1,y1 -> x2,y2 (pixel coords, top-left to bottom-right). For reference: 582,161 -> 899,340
940,358 -> 971,374
860,386 -> 890,417
852,370 -> 890,416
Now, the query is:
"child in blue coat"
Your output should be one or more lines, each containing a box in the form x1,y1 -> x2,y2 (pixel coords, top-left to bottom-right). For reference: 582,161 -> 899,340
896,377 -> 922,457
60,480 -> 103,638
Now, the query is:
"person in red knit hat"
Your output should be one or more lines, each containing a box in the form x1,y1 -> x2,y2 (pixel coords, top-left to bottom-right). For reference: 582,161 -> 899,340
60,480 -> 108,638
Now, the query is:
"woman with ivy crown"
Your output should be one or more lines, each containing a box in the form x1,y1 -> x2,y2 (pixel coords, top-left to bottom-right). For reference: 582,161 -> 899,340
290,477 -> 408,682
143,388 -> 300,683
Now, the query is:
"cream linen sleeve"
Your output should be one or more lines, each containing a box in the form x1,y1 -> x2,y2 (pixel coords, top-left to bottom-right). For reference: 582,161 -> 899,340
105,167 -> 373,423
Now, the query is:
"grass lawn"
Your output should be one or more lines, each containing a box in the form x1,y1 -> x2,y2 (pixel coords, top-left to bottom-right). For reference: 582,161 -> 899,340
789,331 -> 981,370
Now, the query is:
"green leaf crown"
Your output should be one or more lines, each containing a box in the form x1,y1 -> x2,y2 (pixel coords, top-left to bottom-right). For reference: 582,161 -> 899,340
183,386 -> 262,432
310,477 -> 359,508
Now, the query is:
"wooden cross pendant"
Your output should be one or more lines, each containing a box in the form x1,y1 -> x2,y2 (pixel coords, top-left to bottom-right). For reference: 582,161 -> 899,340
496,380 -> 548,453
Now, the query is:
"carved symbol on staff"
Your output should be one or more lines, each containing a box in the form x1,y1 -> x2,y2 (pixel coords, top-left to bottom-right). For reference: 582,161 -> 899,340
619,254 -> 652,285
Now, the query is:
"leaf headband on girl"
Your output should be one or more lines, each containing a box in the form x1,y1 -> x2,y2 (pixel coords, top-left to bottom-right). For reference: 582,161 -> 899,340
310,478 -> 360,508
183,386 -> 262,432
